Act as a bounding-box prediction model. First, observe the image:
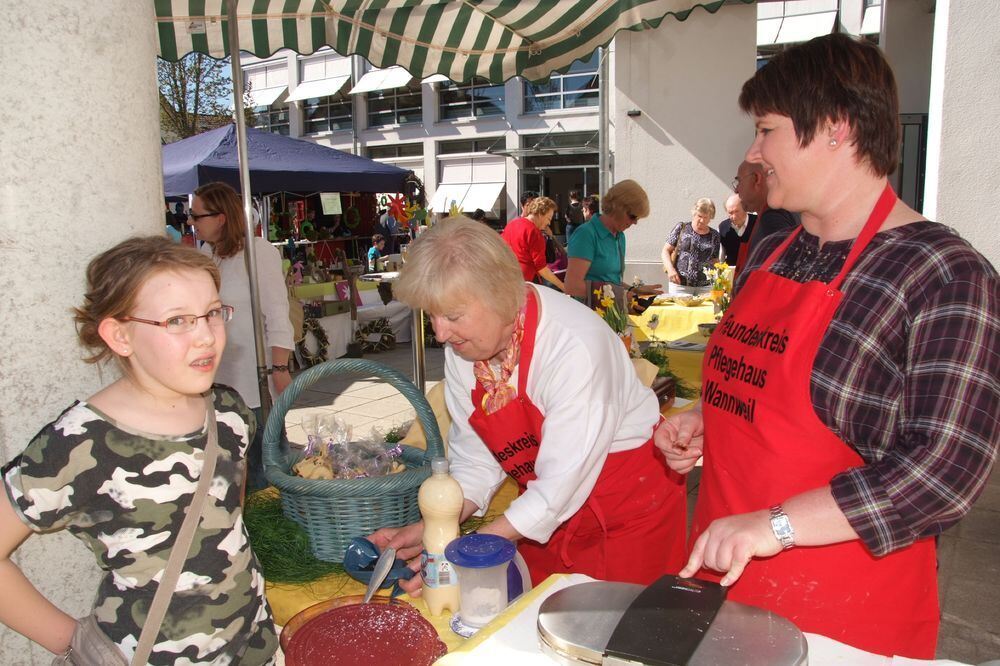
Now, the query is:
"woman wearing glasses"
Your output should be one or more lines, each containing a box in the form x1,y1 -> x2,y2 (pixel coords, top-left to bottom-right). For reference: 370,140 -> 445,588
190,182 -> 294,492
661,198 -> 722,294
0,237 -> 277,664
565,180 -> 651,303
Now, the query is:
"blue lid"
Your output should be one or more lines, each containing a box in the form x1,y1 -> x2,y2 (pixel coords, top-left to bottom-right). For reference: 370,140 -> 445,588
445,534 -> 517,569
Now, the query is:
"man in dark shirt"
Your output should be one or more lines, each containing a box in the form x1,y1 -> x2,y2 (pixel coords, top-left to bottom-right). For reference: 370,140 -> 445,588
718,194 -> 756,266
564,189 -> 585,244
732,161 -> 799,275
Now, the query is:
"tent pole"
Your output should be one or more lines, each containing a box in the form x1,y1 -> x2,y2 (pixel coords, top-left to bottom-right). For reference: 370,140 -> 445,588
226,0 -> 273,419
598,46 -> 610,198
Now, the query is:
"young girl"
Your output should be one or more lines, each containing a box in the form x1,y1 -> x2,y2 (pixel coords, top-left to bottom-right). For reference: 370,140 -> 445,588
0,236 -> 277,664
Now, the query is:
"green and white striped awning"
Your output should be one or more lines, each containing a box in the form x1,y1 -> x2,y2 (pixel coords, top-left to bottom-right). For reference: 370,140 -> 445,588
156,0 -> 752,83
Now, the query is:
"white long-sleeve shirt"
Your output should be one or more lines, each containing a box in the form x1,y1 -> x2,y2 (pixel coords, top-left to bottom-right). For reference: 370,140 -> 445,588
204,237 -> 294,409
444,284 -> 660,543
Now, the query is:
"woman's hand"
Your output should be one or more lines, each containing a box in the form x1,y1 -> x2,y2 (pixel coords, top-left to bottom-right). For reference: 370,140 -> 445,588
679,510 -> 781,586
654,410 -> 704,475
665,268 -> 682,285
368,522 -> 426,596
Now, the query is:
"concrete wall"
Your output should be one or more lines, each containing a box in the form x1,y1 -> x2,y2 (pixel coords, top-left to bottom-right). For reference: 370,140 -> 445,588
614,2 -> 757,285
924,0 -> 1000,268
0,2 -> 162,663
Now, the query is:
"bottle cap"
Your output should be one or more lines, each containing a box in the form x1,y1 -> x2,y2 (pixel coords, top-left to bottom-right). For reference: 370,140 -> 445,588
431,457 -> 450,474
445,534 -> 516,569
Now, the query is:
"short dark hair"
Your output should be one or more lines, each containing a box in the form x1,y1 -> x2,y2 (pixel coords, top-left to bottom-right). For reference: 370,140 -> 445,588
739,33 -> 899,177
372,234 -> 385,245
520,191 -> 538,207
569,190 -> 581,201
583,195 -> 600,216
472,208 -> 486,221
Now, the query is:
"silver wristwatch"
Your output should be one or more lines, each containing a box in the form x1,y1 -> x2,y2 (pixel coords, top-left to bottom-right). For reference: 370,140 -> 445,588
769,505 -> 795,550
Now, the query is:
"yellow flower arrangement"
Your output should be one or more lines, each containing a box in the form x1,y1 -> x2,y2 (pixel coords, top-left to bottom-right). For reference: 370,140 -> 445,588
593,285 -> 628,334
704,261 -> 735,315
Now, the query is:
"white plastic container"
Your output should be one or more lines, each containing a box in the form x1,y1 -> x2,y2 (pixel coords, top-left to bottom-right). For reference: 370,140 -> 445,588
445,534 -> 517,628
418,457 -> 463,616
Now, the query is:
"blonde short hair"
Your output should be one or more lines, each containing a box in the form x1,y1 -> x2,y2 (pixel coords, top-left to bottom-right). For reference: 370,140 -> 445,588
692,197 -> 716,219
525,196 -> 557,217
394,218 -> 525,322
602,180 -> 650,220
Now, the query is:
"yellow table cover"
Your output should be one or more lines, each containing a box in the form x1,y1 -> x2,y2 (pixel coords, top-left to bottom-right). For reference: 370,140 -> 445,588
630,302 -> 716,342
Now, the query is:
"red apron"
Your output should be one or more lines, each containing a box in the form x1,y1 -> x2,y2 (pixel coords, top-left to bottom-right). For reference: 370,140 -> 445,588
468,288 -> 687,587
693,185 -> 939,658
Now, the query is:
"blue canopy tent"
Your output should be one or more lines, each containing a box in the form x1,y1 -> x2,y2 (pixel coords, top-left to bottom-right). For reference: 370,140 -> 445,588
162,123 -> 410,196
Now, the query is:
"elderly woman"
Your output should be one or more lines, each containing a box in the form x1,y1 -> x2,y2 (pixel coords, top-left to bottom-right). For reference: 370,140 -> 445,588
565,180 -> 653,301
656,34 -> 998,658
661,198 -> 721,292
373,218 -> 686,586
500,196 -> 564,291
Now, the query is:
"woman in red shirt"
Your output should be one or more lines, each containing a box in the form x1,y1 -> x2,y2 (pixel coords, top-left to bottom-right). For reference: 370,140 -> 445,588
501,196 -> 565,291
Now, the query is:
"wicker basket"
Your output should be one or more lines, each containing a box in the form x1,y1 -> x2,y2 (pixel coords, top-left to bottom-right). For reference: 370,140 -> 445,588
262,359 -> 445,562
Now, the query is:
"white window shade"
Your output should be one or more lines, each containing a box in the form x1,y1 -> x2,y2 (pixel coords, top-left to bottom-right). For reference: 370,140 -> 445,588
460,183 -> 505,212
350,66 -> 413,94
429,184 -> 470,213
774,11 -> 837,45
860,6 -> 882,35
247,86 -> 288,107
287,75 -> 351,101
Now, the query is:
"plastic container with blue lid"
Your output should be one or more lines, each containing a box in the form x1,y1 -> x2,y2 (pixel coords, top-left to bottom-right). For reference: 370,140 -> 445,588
445,534 -> 518,633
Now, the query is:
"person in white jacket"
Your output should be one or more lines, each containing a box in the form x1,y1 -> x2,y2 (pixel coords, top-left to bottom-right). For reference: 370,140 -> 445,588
190,182 -> 294,492
371,218 -> 686,587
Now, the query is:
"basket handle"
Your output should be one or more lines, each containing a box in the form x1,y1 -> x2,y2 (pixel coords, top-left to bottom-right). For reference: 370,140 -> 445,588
261,358 -> 445,470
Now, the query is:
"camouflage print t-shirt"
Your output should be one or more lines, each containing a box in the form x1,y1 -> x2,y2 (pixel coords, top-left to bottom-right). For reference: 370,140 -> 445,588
3,386 -> 278,665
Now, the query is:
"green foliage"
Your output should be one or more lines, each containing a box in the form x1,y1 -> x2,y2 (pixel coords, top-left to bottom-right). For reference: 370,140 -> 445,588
641,344 -> 698,399
244,492 -> 344,583
158,53 -> 239,142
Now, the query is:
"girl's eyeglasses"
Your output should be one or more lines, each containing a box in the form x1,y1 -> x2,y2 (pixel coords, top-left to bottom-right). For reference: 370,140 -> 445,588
122,305 -> 234,334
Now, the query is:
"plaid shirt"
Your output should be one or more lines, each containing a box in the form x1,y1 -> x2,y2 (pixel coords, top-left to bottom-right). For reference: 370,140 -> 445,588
737,221 -> 999,556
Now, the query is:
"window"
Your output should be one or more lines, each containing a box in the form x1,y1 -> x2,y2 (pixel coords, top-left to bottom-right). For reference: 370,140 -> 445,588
367,144 -> 424,159
523,51 -> 599,113
304,95 -> 352,133
439,78 -> 505,119
252,105 -> 290,135
367,83 -> 423,127
438,138 -> 501,155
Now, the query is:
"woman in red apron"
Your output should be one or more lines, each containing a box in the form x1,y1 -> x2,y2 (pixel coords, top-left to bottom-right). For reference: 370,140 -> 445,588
657,34 -> 998,659
372,213 -> 687,590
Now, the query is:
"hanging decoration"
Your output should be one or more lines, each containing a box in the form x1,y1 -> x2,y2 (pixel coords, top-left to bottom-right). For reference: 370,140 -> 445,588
354,317 -> 395,353
387,194 -> 410,226
296,318 -> 329,367
345,207 -> 361,229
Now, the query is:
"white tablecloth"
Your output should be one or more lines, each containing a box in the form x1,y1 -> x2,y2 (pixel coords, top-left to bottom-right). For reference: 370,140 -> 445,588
438,574 -> 970,666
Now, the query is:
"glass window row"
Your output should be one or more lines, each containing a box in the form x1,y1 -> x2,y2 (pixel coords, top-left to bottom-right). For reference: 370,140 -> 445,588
249,51 -> 600,134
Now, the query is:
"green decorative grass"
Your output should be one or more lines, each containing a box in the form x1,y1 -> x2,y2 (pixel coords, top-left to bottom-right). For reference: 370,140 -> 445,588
641,345 -> 698,400
244,491 -> 344,583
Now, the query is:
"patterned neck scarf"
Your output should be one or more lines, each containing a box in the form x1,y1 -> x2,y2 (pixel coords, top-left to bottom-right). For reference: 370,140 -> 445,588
473,305 -> 527,415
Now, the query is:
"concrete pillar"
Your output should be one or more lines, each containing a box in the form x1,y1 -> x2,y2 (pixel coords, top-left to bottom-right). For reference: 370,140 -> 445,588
924,0 -> 1000,267
0,2 -> 161,662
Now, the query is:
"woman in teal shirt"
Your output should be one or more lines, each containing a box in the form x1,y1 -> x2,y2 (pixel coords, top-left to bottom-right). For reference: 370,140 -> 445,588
565,181 -> 649,299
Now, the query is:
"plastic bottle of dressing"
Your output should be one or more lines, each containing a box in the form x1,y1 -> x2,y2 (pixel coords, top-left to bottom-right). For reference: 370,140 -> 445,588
418,457 -> 463,616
